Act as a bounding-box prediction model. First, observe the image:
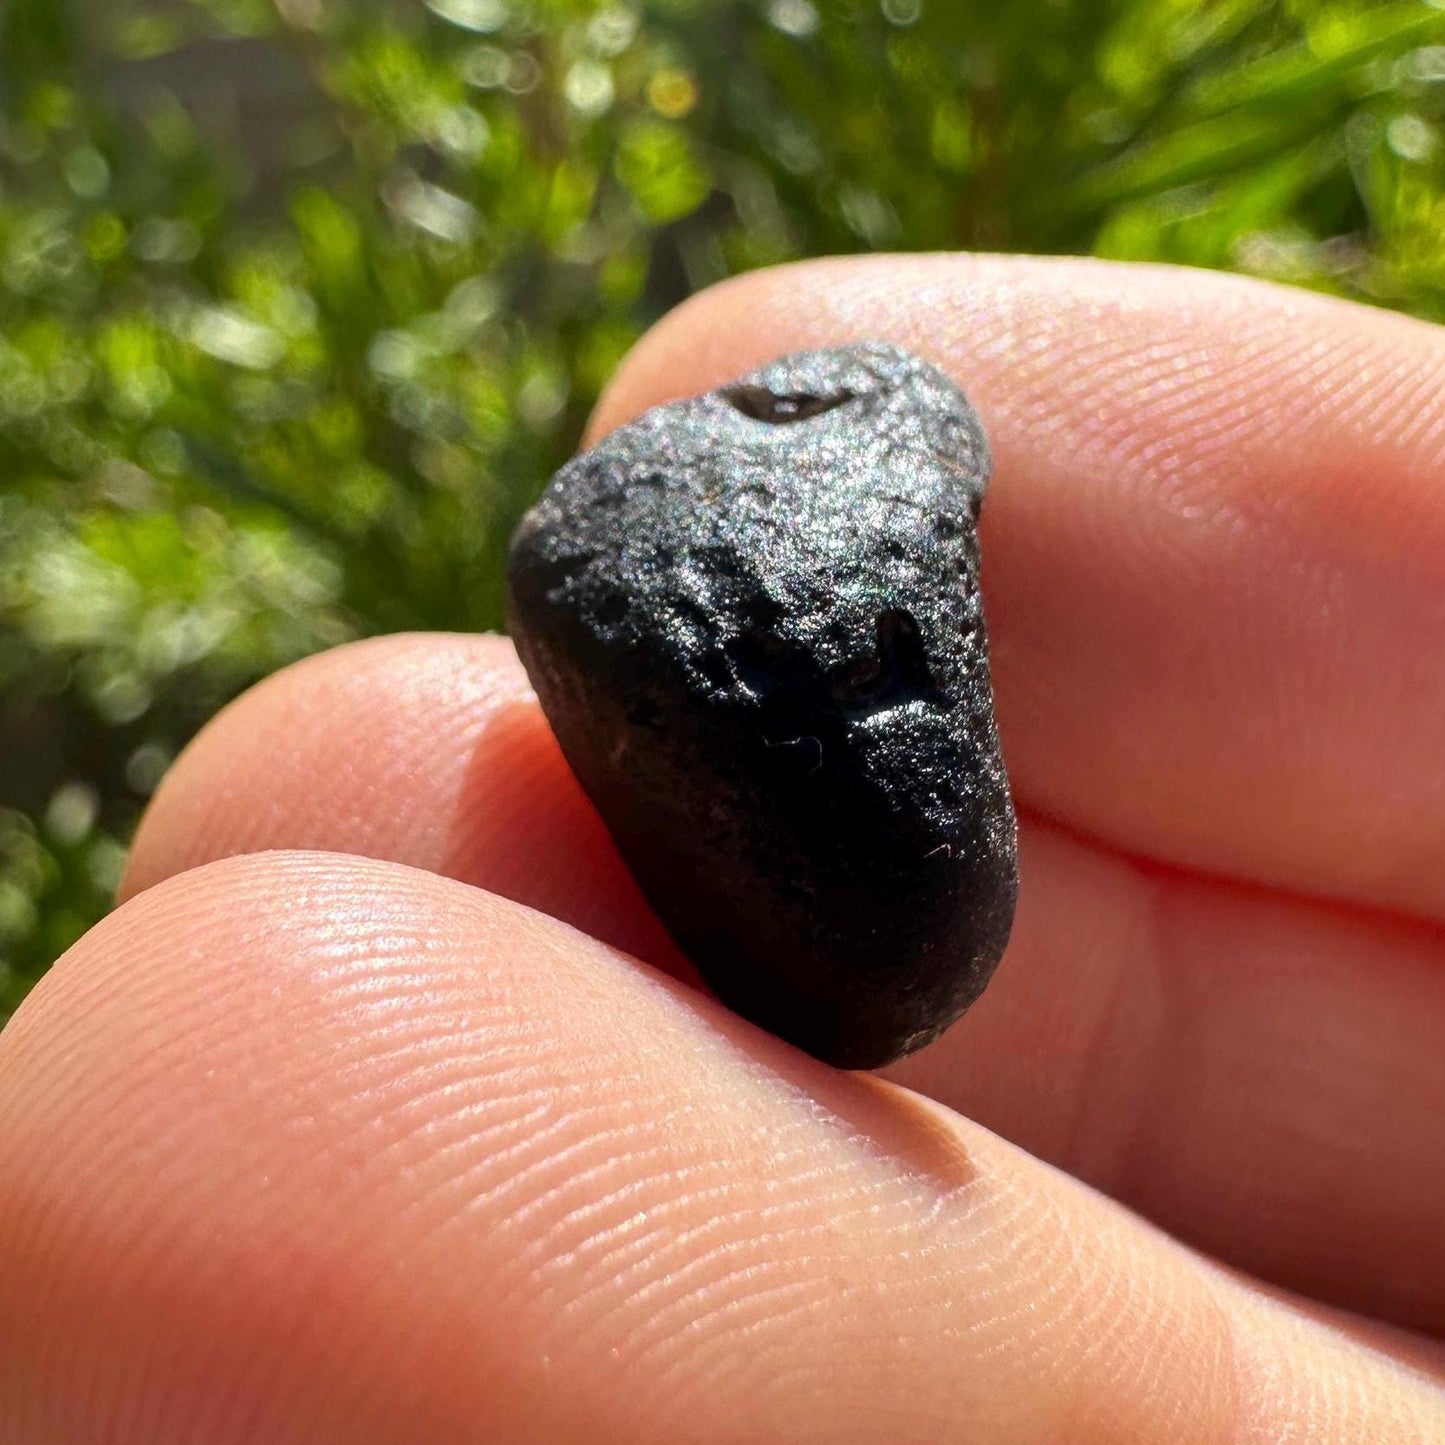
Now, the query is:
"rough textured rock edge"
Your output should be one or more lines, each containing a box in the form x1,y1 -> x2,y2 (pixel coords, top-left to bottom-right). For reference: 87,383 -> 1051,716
507,343 -> 1017,1068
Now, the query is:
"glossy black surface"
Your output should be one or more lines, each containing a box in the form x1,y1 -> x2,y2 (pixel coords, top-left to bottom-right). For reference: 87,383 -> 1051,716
507,344 -> 1017,1068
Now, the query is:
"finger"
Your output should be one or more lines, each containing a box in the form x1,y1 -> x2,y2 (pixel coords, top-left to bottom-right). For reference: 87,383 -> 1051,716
120,631 -> 695,983
3,853 -> 1442,1444
886,820 -> 1445,1335
590,254 -> 1445,925
122,632 -> 1445,1330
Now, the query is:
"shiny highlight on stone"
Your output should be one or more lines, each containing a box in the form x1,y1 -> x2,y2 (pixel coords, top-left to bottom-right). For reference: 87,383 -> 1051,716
507,344 -> 1018,1068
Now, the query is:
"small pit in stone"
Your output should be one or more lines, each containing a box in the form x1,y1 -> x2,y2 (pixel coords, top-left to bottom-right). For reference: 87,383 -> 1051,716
833,608 -> 943,717
720,384 -> 856,425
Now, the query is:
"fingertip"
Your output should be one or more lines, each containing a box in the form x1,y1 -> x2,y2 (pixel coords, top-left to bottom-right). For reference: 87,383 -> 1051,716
119,631 -> 519,902
0,854 -> 1199,1445
118,632 -> 691,978
6,852 -> 1435,1445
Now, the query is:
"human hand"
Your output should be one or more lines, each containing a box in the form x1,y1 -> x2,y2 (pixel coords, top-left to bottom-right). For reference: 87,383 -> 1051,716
3,256 -> 1444,1442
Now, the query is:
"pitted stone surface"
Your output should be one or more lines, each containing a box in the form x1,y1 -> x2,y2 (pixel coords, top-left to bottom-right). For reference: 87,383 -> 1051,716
507,344 -> 1017,1068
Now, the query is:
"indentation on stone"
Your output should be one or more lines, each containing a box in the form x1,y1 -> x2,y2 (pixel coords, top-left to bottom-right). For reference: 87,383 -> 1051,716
719,383 -> 856,425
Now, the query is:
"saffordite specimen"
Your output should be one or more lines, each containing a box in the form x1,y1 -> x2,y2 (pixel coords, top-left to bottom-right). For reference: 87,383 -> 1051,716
507,344 -> 1017,1069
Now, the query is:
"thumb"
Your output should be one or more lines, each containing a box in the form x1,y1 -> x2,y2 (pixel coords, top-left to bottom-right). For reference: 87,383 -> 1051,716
1,853 -> 1439,1443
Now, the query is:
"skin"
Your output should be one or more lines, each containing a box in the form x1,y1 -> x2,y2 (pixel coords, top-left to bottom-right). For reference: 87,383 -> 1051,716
3,254 -> 1445,1441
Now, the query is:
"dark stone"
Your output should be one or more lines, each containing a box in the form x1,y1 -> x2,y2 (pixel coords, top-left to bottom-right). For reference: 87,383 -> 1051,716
506,344 -> 1017,1069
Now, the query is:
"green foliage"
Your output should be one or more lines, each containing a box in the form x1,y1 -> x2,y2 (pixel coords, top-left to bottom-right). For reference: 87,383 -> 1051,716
3,0 -> 1444,1016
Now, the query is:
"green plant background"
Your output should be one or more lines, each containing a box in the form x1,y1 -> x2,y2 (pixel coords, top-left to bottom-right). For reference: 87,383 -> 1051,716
3,0 -> 1444,1018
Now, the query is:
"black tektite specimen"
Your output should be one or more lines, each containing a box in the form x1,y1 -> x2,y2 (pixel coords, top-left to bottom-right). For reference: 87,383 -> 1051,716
507,344 -> 1017,1069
